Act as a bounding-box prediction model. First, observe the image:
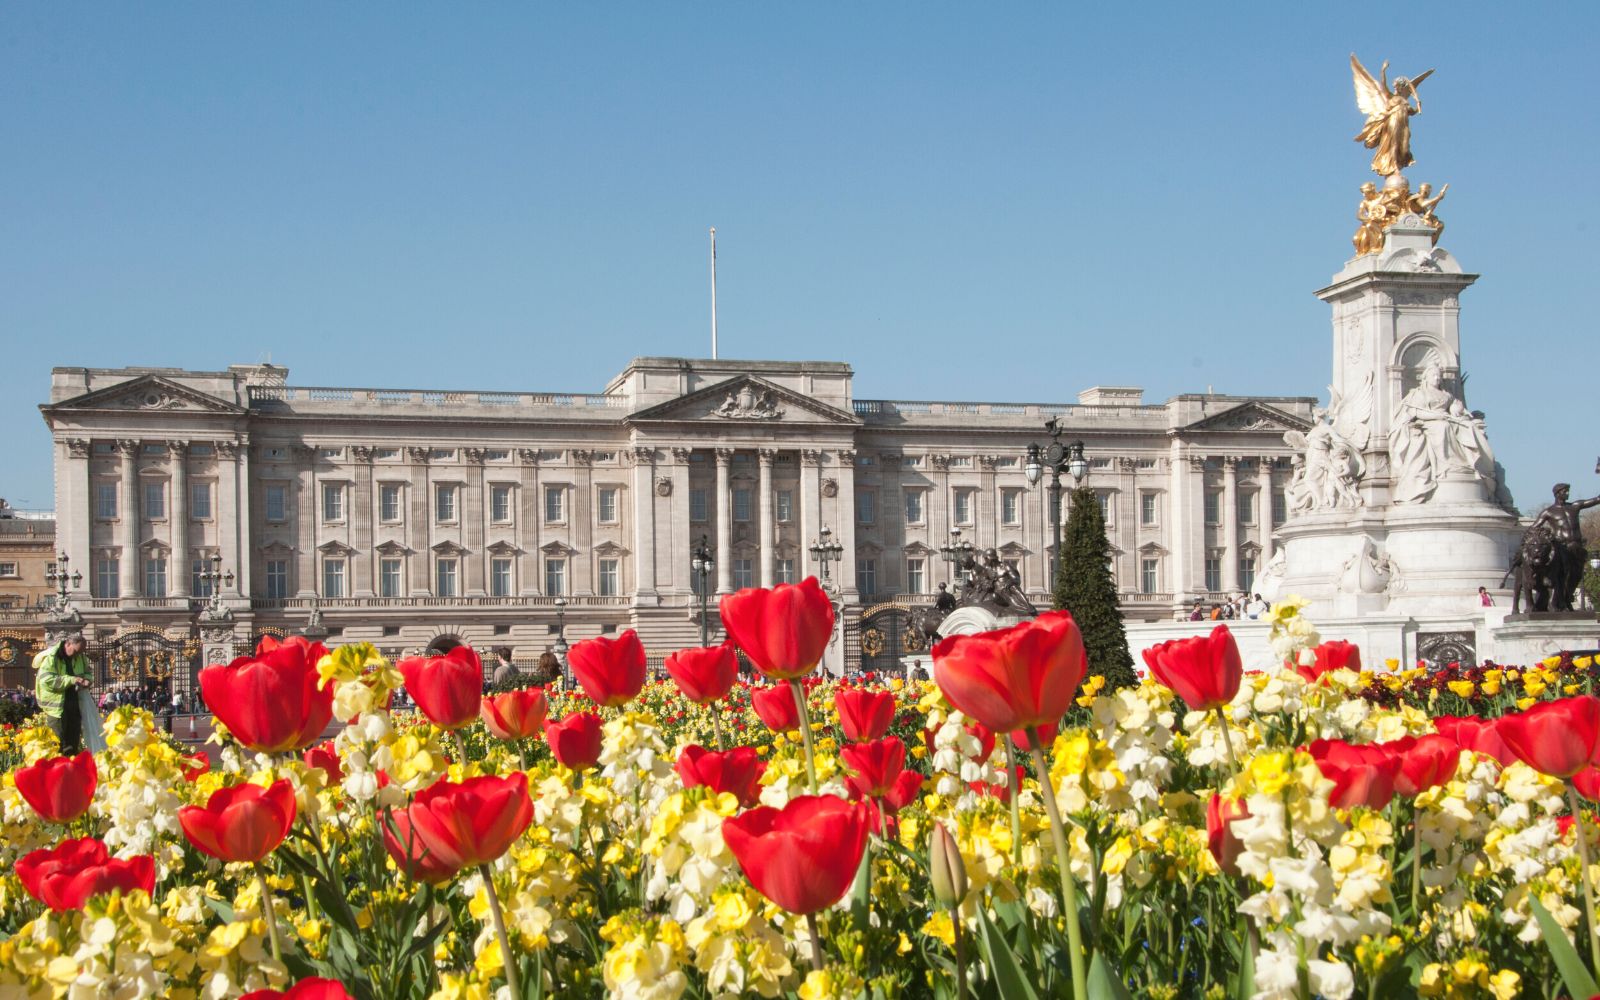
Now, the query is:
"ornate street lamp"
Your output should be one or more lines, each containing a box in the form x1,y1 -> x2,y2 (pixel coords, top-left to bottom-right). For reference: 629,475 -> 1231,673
691,534 -> 716,646
551,596 -> 570,687
808,525 -> 844,588
44,552 -> 83,611
1025,418 -> 1089,585
199,553 -> 234,615
938,527 -> 974,589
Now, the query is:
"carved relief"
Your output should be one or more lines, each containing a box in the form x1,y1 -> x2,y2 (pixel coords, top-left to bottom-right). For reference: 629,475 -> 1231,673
654,477 -> 672,497
117,387 -> 187,410
927,454 -> 951,471
821,478 -> 838,498
350,445 -> 374,463
65,438 -> 90,459
631,447 -> 657,465
462,448 -> 485,465
977,455 -> 999,471
516,448 -> 539,465
569,450 -> 594,466
407,447 -> 431,465
712,384 -> 784,420
1117,456 -> 1139,472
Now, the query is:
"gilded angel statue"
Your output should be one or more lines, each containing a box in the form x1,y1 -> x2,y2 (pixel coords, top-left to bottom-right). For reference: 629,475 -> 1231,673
1351,54 -> 1434,178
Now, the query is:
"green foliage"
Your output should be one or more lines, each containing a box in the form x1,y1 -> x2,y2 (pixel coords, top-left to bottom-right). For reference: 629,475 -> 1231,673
1053,486 -> 1138,689
1581,563 -> 1600,615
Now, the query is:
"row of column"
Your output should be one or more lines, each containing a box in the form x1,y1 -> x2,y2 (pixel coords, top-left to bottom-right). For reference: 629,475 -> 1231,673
707,447 -> 852,596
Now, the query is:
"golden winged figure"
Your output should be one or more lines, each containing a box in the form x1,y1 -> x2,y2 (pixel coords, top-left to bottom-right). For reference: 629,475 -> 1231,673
1351,54 -> 1434,177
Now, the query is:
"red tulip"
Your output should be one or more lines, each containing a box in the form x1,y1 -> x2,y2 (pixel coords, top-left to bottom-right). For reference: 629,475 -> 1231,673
841,737 -> 907,799
569,630 -> 647,708
240,979 -> 354,1000
1142,625 -> 1243,712
1308,739 -> 1401,810
1575,767 -> 1600,802
15,751 -> 97,823
16,838 -> 155,912
1206,794 -> 1248,876
481,687 -> 549,741
198,636 -> 332,753
1294,640 -> 1362,682
544,712 -> 604,771
835,688 -> 895,743
665,643 -> 739,705
719,578 -> 835,680
407,773 -> 533,869
1496,695 -> 1600,779
1433,715 -> 1516,767
1381,734 -> 1460,797
722,794 -> 870,914
882,769 -> 925,813
180,752 -> 210,782
751,684 -> 802,733
381,804 -> 465,884
303,741 -> 342,781
1011,721 -> 1059,753
397,646 -> 484,730
179,779 -> 297,864
932,610 -> 1087,733
675,745 -> 766,808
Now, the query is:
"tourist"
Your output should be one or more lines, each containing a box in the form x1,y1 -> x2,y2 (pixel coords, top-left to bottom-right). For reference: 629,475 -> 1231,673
1247,593 -> 1269,619
1188,600 -> 1205,622
32,633 -> 93,755
532,650 -> 562,687
490,646 -> 517,688
1478,585 -> 1495,607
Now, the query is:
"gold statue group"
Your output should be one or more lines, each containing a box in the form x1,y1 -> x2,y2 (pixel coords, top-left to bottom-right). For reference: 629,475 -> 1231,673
1350,54 -> 1447,256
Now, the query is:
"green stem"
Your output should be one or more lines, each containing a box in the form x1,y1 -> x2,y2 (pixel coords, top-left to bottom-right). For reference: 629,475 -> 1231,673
951,906 -> 967,1000
1568,784 -> 1600,978
791,679 -> 819,794
1214,707 -> 1239,777
806,911 -> 824,973
480,862 -> 523,996
1004,736 -> 1023,865
713,706 -> 726,752
1411,810 -> 1422,917
255,865 -> 283,964
451,729 -> 470,768
1028,742 -> 1088,1000
517,742 -> 530,772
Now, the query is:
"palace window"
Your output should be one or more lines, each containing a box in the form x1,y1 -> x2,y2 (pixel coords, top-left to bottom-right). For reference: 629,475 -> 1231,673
776,490 -> 792,522
732,488 -> 752,523
435,485 -> 457,523
1237,490 -> 1257,525
856,491 -> 875,525
1001,489 -> 1021,526
544,486 -> 566,523
776,558 -> 795,584
191,557 -> 213,597
953,489 -> 973,525
732,558 -> 754,590
380,558 -> 403,598
598,487 -> 618,524
322,559 -> 346,598
904,490 -> 924,524
491,558 -> 513,597
1096,491 -> 1112,526
1239,555 -> 1257,593
143,482 -> 166,520
491,485 -> 513,524
906,557 -> 925,594
1203,490 -> 1221,526
0,562 -> 16,578
265,485 -> 288,523
95,483 -> 118,519
1204,555 -> 1222,593
1271,489 -> 1288,526
143,555 -> 167,595
436,558 -> 458,597
380,484 -> 403,523
190,482 -> 212,520
265,560 -> 288,599
598,558 -> 619,597
1141,558 -> 1159,595
544,558 -> 566,596
857,559 -> 877,596
322,483 -> 345,522
689,489 -> 708,523
94,556 -> 119,598
1140,491 -> 1158,526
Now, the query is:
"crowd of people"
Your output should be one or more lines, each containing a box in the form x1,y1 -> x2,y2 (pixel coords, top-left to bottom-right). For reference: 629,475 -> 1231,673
1181,592 -> 1270,622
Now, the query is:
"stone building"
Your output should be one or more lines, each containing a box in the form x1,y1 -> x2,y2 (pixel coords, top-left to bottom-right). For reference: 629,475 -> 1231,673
38,357 -> 1313,667
0,507 -> 55,689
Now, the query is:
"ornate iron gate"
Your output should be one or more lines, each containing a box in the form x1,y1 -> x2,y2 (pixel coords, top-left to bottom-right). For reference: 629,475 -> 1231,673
843,604 -> 931,676
88,628 -> 203,708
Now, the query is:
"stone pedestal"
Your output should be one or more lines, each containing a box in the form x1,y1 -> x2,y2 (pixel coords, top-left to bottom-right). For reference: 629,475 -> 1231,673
1490,613 -> 1600,665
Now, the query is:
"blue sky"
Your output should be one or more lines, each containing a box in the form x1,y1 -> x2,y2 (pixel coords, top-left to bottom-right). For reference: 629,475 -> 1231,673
3,4 -> 1596,512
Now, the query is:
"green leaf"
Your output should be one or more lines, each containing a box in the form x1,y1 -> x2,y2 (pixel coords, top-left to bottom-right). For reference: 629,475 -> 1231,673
1530,896 -> 1600,998
1231,928 -> 1255,1000
975,906 -> 1042,1000
1086,951 -> 1133,1000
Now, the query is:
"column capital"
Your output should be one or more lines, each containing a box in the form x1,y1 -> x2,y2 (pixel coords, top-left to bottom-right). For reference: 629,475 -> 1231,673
835,448 -> 857,465
115,439 -> 141,457
517,447 -> 540,466
461,447 -> 486,465
569,449 -> 594,467
65,438 -> 90,458
350,445 -> 374,463
166,440 -> 190,457
291,444 -> 317,462
669,446 -> 693,465
800,449 -> 823,467
714,447 -> 736,466
215,439 -> 242,460
630,446 -> 657,466
928,454 -> 951,471
757,448 -> 778,466
877,451 -> 902,466
978,454 -> 999,471
407,446 -> 432,465
1222,455 -> 1243,471
1186,455 -> 1208,472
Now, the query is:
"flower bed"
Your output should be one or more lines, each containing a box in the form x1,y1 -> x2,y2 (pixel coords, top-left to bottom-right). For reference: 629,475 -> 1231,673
2,583 -> 1599,999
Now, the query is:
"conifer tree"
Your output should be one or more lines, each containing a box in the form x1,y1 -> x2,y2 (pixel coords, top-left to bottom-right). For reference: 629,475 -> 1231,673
1053,485 -> 1137,689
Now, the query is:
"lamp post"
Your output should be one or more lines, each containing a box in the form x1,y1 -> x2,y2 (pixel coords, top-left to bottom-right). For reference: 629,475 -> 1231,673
691,534 -> 716,646
551,597 -> 570,687
808,525 -> 844,589
199,553 -> 234,616
44,552 -> 82,611
938,526 -> 974,590
1025,419 -> 1089,586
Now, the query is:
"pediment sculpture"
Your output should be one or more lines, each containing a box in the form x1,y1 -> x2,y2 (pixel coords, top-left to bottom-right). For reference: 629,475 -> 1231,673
712,384 -> 784,420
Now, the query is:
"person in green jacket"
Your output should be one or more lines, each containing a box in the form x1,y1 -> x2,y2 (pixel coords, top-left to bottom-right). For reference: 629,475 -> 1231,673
33,634 -> 93,754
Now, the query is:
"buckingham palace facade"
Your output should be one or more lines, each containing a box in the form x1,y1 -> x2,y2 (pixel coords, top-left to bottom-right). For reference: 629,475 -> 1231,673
38,357 -> 1314,659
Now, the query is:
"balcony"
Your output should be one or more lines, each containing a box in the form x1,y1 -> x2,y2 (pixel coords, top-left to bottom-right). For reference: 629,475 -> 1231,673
249,595 -> 633,611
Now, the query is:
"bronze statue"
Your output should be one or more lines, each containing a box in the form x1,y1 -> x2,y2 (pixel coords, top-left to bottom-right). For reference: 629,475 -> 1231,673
956,548 -> 1038,619
1507,483 -> 1600,613
1351,55 -> 1434,178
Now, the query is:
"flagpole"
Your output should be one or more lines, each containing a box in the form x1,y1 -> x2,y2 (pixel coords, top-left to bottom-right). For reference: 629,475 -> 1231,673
709,227 -> 718,359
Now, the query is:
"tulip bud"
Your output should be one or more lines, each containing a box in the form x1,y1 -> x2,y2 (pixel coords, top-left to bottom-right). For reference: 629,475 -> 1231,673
929,822 -> 968,907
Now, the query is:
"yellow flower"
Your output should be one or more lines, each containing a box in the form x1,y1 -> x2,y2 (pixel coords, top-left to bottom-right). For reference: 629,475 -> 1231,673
1447,680 -> 1475,698
920,911 -> 956,948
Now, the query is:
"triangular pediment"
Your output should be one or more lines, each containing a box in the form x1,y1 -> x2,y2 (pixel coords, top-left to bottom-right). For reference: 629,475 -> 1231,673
1180,401 -> 1310,435
485,540 -> 522,556
44,375 -> 245,416
593,540 -> 629,557
629,375 -> 860,426
430,540 -> 467,556
317,540 -> 356,556
376,539 -> 411,556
